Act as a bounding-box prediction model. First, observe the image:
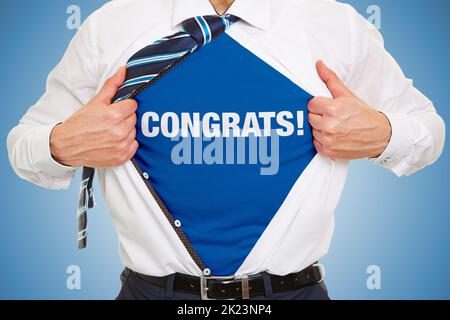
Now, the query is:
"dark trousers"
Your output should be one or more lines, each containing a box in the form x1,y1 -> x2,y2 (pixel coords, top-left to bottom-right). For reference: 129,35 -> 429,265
116,270 -> 330,300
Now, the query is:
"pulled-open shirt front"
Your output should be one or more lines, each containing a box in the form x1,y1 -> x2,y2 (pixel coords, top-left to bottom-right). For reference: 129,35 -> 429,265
7,0 -> 444,278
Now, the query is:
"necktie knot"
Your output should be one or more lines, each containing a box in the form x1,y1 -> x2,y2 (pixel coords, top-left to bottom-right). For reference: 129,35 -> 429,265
182,15 -> 239,47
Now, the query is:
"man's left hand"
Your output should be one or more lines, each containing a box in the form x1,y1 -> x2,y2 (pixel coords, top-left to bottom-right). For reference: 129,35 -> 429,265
308,60 -> 392,160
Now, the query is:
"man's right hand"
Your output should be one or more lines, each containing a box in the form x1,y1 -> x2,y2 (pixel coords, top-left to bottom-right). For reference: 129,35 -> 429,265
50,67 -> 139,168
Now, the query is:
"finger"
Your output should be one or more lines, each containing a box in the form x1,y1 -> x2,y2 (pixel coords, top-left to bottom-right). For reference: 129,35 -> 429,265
116,128 -> 137,156
128,140 -> 139,158
313,138 -> 325,155
123,114 -> 137,133
123,127 -> 137,145
308,113 -> 325,130
110,99 -> 138,119
308,96 -> 334,115
312,129 -> 326,145
93,67 -> 127,104
316,60 -> 353,99
83,138 -> 138,168
82,147 -> 123,168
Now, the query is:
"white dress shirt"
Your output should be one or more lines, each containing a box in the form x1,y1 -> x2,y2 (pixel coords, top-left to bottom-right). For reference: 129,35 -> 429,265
7,0 -> 445,277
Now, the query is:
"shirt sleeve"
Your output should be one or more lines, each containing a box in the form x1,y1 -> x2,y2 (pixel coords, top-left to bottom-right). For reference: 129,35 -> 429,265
345,10 -> 446,177
7,13 -> 100,190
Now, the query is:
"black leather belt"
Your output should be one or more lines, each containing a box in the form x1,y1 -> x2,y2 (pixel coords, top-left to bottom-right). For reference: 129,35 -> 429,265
127,264 -> 324,300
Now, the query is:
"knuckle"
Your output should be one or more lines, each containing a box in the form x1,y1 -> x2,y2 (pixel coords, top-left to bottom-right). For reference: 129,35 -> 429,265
327,105 -> 338,117
116,141 -> 130,154
108,110 -> 123,122
110,126 -> 128,141
109,128 -> 120,141
118,123 -> 130,136
323,122 -> 333,133
324,122 -> 339,134
332,124 -> 343,135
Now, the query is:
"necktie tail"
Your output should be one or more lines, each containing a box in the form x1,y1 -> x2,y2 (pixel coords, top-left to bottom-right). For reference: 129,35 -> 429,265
78,167 -> 95,249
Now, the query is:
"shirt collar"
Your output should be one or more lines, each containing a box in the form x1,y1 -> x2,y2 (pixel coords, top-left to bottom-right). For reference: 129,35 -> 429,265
172,0 -> 271,31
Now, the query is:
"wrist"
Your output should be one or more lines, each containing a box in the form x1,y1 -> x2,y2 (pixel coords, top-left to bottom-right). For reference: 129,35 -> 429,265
371,111 -> 392,158
50,123 -> 73,167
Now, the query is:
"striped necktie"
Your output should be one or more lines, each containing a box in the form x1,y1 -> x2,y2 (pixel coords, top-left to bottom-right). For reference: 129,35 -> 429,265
78,14 -> 240,249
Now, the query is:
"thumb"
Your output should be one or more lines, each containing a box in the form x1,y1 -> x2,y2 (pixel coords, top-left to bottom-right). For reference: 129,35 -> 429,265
93,66 -> 127,105
316,60 -> 353,99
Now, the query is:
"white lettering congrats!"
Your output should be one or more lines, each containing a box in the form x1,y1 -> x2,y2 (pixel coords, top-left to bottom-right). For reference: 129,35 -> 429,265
141,110 -> 305,138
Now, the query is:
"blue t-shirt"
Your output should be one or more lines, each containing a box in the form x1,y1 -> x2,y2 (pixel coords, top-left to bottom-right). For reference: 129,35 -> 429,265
133,33 -> 316,276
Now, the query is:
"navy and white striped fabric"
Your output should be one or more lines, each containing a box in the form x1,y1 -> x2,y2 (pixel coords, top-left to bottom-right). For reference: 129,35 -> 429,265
77,167 -> 94,249
78,15 -> 240,249
114,15 -> 240,102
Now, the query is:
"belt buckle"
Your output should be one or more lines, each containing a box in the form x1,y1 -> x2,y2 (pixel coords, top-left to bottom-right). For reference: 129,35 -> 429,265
200,275 -> 249,300
313,263 -> 326,282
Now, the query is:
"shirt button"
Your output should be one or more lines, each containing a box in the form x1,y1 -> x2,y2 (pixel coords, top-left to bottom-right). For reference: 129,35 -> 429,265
383,158 -> 391,164
203,268 -> 211,277
174,220 -> 182,228
143,172 -> 149,179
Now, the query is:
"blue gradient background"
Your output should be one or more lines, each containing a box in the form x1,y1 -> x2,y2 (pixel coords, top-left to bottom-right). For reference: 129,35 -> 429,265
0,0 -> 448,300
